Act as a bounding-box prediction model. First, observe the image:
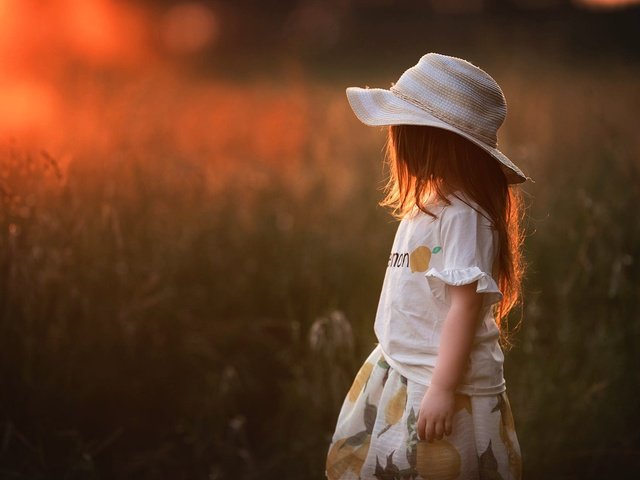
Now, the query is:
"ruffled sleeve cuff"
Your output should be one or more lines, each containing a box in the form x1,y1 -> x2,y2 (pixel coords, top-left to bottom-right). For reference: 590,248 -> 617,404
424,266 -> 503,307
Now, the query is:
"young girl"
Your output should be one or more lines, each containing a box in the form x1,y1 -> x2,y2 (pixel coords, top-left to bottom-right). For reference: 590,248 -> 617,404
325,53 -> 531,479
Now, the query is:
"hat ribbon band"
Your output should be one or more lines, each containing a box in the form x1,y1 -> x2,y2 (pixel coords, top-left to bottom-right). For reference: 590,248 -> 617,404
389,86 -> 498,148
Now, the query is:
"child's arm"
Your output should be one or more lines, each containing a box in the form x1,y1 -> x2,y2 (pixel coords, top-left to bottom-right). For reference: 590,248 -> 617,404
417,281 -> 483,442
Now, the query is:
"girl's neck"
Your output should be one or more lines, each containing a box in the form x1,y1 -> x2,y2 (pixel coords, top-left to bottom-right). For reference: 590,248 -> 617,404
440,180 -> 464,197
429,183 -> 463,203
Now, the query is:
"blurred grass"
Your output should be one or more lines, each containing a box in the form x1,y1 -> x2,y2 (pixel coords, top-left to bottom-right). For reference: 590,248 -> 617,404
1,52 -> 640,479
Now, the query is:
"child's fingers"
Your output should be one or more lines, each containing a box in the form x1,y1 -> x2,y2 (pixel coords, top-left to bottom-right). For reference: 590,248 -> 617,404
444,415 -> 453,436
425,419 -> 435,442
434,419 -> 444,439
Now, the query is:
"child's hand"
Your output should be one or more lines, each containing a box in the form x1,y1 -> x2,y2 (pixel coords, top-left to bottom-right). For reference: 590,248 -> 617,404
417,384 -> 455,442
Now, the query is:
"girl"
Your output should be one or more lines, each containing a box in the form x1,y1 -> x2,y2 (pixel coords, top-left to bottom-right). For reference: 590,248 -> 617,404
325,53 -> 531,480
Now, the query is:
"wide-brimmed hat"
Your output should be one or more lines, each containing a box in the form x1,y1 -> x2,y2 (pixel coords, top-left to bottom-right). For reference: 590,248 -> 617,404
346,53 -> 531,184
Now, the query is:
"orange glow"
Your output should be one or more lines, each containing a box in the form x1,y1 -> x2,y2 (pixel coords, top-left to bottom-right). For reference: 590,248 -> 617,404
1,0 -> 636,199
60,0 -> 148,64
0,0 -> 149,72
0,0 -> 151,137
161,2 -> 220,55
575,0 -> 640,8
0,78 -> 57,133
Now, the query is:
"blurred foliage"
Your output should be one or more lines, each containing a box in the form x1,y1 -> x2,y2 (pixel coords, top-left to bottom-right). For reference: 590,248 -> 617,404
1,5 -> 640,480
0,76 -> 390,479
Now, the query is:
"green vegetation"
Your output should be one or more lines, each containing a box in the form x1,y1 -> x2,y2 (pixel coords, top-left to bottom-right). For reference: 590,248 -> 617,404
1,54 -> 639,479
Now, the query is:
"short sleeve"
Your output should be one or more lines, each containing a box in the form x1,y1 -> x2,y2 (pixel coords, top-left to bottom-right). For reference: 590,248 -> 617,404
424,204 -> 503,307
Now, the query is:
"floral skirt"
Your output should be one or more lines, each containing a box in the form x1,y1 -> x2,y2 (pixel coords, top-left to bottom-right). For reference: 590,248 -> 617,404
325,344 -> 522,480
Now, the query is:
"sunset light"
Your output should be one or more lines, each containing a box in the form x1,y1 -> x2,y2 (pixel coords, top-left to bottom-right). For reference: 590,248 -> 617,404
161,2 -> 220,55
0,80 -> 56,133
575,0 -> 640,8
0,0 -> 150,136
0,2 -> 638,477
0,0 -> 637,139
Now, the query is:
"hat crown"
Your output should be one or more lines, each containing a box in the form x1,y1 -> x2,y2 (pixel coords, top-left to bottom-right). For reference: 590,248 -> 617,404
391,53 -> 507,147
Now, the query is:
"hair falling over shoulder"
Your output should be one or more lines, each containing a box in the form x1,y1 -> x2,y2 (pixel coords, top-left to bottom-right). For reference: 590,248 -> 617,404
380,125 -> 526,349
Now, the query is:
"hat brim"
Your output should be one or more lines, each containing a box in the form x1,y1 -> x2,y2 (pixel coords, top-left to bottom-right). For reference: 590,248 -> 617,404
346,86 -> 530,184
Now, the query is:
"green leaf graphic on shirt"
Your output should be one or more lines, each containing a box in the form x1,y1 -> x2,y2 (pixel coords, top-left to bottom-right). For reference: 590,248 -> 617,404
377,357 -> 390,370
432,246 -> 442,254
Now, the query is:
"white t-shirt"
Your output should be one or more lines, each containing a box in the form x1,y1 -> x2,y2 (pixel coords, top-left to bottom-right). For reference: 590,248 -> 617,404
373,190 -> 507,395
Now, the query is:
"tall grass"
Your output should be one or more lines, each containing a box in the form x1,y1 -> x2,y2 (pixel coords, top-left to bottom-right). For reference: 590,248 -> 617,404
0,57 -> 639,479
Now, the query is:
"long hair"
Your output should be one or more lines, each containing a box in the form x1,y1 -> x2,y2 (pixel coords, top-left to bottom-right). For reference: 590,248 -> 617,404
380,124 -> 525,348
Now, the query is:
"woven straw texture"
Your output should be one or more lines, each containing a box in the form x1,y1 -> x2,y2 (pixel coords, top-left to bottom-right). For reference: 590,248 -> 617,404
346,53 -> 530,184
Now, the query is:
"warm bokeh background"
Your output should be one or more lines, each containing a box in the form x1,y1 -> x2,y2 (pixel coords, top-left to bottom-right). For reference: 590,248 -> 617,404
1,0 -> 639,478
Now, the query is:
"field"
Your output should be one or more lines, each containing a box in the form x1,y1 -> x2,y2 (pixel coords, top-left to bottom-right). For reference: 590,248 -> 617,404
1,4 -> 640,479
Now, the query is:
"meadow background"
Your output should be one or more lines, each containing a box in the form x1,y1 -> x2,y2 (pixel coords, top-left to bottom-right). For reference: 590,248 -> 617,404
1,0 -> 639,478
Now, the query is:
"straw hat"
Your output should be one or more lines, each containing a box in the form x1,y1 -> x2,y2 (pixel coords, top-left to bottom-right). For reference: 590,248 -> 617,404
346,53 -> 531,184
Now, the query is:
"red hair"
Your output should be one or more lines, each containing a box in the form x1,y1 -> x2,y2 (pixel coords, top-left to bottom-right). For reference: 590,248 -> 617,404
380,125 -> 525,348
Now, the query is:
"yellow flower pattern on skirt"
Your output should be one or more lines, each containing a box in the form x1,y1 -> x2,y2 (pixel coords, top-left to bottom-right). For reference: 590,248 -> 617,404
325,344 -> 522,480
